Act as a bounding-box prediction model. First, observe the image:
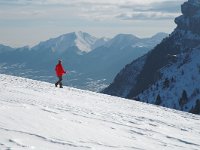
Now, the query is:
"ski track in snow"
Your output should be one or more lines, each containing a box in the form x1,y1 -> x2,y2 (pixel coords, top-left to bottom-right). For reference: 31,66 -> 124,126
0,74 -> 200,150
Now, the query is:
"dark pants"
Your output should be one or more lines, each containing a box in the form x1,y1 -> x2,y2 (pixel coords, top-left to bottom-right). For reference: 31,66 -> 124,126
55,76 -> 63,88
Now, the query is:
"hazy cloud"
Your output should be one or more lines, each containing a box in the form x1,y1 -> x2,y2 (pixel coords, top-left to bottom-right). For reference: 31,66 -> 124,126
117,12 -> 179,20
118,0 -> 184,20
0,0 -> 185,20
120,1 -> 184,12
149,1 -> 184,13
0,0 -> 186,47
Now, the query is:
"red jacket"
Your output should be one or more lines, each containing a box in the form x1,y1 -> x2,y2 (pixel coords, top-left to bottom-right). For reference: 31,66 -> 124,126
55,63 -> 66,77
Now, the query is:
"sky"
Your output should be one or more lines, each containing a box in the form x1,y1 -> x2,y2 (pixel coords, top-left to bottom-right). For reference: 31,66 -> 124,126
0,0 -> 186,47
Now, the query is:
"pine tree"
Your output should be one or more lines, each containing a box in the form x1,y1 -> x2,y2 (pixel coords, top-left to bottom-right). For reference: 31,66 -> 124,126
179,90 -> 188,110
181,70 -> 184,75
171,77 -> 175,82
156,83 -> 159,90
155,94 -> 162,105
163,78 -> 170,89
190,99 -> 200,114
135,97 -> 140,101
182,90 -> 188,102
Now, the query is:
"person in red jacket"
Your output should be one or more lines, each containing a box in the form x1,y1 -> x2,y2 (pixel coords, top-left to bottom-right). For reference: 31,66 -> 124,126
55,60 -> 66,88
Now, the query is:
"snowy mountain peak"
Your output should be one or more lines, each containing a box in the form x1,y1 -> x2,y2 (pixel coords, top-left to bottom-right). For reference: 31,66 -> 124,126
0,44 -> 15,53
0,44 -> 13,50
32,31 -> 100,53
92,37 -> 110,49
74,31 -> 93,39
73,31 -> 98,52
114,34 -> 140,41
105,34 -> 140,48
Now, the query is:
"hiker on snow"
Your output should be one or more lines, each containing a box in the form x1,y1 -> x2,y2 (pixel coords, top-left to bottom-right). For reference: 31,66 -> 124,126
55,60 -> 66,88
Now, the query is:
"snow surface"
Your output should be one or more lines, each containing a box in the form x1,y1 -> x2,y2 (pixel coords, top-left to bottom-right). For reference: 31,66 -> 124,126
0,74 -> 200,150
74,31 -> 97,52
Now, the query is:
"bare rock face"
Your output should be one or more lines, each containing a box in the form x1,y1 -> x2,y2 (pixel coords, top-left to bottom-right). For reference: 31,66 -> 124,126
175,0 -> 200,34
182,0 -> 200,16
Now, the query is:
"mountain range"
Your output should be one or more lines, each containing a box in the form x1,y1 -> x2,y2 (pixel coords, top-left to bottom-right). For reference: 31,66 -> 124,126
103,0 -> 200,114
0,31 -> 167,91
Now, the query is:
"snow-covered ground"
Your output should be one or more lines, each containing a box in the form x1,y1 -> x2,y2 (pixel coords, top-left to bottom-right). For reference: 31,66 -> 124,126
0,74 -> 200,150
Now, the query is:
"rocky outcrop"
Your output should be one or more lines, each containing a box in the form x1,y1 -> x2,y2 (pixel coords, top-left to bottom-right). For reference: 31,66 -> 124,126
175,0 -> 200,34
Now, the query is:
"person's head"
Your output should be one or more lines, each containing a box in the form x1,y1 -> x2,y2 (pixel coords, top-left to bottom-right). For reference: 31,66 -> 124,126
58,59 -> 62,64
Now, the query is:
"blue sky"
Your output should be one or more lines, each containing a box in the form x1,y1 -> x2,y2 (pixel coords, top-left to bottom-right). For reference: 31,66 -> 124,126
0,0 -> 185,47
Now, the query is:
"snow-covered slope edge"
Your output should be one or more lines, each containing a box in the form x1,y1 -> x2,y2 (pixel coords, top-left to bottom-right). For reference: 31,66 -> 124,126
0,74 -> 200,150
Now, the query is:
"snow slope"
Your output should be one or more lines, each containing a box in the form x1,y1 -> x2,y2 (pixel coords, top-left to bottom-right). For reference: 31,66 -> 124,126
0,74 -> 200,150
